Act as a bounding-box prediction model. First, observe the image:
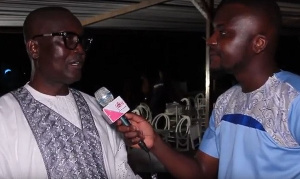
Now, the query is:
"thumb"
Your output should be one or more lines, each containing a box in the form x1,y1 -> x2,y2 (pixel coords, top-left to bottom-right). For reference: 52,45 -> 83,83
124,112 -> 146,123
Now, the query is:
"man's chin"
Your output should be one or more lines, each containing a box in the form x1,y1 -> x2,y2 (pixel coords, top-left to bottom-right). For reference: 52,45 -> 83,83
66,76 -> 81,85
210,66 -> 232,75
210,65 -> 222,72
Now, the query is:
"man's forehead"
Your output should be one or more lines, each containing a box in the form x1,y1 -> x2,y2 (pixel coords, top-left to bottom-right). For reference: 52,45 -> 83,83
213,4 -> 257,27
33,13 -> 82,34
213,15 -> 261,36
214,13 -> 257,25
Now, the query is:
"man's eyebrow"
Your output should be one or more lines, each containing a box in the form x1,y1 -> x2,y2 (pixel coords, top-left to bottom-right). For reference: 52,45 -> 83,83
214,24 -> 225,30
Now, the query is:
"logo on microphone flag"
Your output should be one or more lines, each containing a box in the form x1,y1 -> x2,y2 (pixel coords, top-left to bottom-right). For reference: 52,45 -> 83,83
103,96 -> 130,123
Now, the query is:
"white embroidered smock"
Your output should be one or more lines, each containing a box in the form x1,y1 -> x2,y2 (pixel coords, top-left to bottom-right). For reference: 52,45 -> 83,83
0,83 -> 141,179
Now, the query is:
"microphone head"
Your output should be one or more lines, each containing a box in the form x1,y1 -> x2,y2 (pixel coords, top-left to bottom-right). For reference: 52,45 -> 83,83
94,87 -> 114,107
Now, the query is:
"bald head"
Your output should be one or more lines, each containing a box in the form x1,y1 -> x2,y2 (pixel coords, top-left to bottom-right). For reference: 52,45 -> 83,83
217,0 -> 282,35
23,6 -> 82,42
215,0 -> 282,56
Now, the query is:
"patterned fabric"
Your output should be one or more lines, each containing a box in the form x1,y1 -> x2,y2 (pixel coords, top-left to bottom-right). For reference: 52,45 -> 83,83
200,71 -> 300,179
11,87 -> 108,179
214,75 -> 299,147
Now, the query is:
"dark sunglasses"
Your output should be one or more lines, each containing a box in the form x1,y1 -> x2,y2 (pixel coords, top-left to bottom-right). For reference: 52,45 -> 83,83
32,31 -> 93,51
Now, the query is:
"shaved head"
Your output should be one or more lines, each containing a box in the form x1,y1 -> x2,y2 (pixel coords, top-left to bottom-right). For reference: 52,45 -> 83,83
216,0 -> 282,35
23,6 -> 82,42
215,0 -> 282,56
23,6 -> 86,87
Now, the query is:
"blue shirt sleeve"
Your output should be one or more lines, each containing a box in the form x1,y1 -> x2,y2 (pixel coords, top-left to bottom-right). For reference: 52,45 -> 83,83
199,110 -> 219,158
288,95 -> 300,145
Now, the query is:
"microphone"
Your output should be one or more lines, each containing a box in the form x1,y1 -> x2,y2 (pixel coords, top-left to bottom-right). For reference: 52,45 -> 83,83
94,87 -> 149,153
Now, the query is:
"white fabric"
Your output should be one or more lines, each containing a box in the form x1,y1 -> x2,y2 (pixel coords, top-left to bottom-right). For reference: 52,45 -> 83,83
0,83 -> 141,179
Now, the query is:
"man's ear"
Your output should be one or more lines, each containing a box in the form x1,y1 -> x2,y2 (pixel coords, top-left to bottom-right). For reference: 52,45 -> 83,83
26,40 -> 39,59
252,35 -> 267,53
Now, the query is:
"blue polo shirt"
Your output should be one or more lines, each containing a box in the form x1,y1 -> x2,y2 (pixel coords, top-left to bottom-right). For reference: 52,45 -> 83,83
200,70 -> 300,179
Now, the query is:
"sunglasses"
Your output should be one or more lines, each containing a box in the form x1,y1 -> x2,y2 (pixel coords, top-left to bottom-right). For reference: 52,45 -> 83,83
32,31 -> 93,51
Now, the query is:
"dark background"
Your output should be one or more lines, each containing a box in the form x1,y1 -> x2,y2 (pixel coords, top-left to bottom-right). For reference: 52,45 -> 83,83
0,29 -> 206,97
1,29 -> 300,107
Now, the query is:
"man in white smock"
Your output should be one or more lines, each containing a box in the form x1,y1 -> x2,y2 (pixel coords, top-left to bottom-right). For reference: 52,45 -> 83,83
0,6 -> 141,179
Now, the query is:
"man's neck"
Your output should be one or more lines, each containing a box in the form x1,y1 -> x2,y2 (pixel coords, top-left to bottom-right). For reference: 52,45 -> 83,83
28,80 -> 69,96
235,67 -> 280,93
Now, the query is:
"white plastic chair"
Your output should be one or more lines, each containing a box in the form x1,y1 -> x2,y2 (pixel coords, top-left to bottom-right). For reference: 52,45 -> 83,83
195,92 -> 205,110
131,103 -> 152,123
131,108 -> 141,115
194,92 -> 206,126
175,115 -> 191,151
151,113 -> 170,130
189,123 -> 202,150
180,98 -> 191,111
151,113 -> 170,142
165,102 -> 183,125
180,97 -> 197,119
136,102 -> 152,122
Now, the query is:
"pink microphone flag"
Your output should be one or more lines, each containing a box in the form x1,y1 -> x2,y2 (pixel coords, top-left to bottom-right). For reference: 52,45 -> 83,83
103,96 -> 130,123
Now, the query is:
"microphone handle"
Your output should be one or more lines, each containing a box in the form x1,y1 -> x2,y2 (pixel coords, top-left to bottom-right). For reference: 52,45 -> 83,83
120,116 -> 150,152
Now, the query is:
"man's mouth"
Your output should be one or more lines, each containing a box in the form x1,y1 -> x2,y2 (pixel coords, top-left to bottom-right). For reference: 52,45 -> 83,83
69,60 -> 84,68
70,61 -> 81,66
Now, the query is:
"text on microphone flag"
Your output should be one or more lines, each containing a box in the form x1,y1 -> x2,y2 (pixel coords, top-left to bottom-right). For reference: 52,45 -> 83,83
102,96 -> 130,123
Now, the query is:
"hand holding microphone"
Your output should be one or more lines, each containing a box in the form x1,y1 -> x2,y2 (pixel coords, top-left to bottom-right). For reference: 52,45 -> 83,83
94,87 -> 149,152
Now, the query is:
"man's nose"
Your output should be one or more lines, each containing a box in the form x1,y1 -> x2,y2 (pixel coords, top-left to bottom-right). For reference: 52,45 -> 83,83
206,33 -> 218,47
74,43 -> 85,54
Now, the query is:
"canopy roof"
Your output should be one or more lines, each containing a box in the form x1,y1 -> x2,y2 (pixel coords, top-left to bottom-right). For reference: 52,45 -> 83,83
0,0 -> 299,34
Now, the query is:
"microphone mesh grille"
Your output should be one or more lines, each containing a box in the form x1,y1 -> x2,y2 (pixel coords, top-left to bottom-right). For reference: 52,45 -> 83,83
94,87 -> 114,107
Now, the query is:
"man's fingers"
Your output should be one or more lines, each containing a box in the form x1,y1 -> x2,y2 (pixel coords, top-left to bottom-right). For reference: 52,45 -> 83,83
124,131 -> 139,138
131,137 -> 142,144
124,112 -> 146,123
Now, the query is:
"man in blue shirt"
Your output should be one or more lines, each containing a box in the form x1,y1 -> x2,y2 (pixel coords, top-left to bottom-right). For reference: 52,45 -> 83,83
117,0 -> 300,178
